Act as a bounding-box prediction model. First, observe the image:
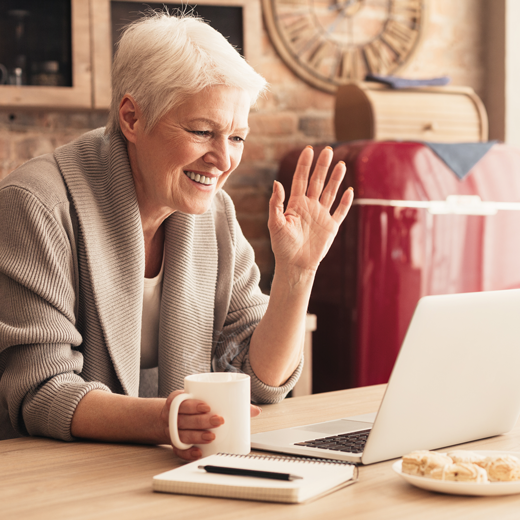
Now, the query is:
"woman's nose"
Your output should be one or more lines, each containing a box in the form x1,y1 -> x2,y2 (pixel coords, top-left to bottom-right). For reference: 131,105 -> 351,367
203,140 -> 232,172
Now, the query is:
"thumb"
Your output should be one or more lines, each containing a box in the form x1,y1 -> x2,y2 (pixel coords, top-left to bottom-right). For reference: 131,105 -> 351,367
250,404 -> 262,418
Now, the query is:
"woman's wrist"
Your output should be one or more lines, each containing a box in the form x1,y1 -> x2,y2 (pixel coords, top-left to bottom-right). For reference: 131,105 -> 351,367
273,263 -> 316,291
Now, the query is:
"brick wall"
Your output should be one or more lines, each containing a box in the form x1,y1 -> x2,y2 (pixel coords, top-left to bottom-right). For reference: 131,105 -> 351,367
0,110 -> 109,178
0,0 -> 486,292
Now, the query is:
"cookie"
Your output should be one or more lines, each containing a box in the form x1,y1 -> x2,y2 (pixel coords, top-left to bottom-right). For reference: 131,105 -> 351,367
431,462 -> 488,483
481,455 -> 520,482
447,450 -> 485,465
402,450 -> 453,476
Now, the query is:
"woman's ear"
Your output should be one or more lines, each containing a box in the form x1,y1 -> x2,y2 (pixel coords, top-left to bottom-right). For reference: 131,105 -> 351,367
119,94 -> 141,143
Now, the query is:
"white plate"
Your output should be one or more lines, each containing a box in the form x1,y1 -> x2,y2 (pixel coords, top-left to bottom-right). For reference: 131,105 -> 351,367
393,451 -> 520,496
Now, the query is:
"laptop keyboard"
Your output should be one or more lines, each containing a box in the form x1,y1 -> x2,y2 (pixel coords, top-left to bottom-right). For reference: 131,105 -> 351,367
294,428 -> 371,454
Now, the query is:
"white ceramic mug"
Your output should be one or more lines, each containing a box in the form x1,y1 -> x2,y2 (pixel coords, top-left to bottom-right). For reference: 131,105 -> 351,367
169,372 -> 251,457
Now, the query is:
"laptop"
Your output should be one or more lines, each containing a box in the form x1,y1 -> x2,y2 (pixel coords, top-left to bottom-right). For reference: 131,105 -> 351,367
251,289 -> 520,465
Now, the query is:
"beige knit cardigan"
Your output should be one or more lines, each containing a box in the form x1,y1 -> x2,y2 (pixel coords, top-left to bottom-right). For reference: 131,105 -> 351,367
0,129 -> 301,441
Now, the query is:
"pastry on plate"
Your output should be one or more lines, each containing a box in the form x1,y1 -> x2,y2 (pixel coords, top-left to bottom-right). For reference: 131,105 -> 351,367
402,450 -> 453,476
447,450 -> 486,465
481,455 -> 520,482
431,462 -> 488,483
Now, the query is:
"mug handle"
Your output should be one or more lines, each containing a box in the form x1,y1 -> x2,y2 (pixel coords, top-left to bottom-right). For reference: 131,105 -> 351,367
169,392 -> 195,450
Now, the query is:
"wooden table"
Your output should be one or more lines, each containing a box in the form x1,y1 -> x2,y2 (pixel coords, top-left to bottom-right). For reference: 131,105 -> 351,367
3,385 -> 520,520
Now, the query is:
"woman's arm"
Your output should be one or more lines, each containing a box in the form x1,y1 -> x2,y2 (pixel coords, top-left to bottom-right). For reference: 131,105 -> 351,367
71,390 -> 169,444
70,389 -> 237,461
71,390 -> 261,461
249,146 -> 354,387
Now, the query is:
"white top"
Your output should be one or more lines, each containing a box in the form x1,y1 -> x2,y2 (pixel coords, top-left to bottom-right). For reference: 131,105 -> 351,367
140,259 -> 164,369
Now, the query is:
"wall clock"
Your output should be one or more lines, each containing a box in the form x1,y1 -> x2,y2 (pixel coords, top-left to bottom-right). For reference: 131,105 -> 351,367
262,0 -> 426,93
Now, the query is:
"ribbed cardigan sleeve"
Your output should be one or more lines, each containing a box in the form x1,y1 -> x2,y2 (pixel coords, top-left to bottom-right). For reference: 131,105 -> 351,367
212,192 -> 302,404
0,182 -> 110,441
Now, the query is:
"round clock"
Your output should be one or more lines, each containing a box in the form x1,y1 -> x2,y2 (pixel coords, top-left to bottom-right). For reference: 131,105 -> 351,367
262,0 -> 426,93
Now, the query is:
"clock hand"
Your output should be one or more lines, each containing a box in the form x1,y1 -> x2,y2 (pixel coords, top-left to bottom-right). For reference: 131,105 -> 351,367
327,10 -> 347,33
328,0 -> 357,12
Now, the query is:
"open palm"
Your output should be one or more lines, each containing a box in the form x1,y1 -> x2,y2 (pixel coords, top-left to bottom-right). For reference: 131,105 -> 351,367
268,146 -> 354,272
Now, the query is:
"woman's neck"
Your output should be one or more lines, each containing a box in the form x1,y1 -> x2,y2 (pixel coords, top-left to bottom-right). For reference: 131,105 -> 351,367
128,141 -> 172,278
143,221 -> 165,279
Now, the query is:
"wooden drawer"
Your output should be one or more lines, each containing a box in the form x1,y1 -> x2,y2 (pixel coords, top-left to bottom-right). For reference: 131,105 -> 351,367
334,82 -> 488,143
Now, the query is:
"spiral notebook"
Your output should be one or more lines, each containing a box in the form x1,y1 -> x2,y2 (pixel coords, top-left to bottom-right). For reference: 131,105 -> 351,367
152,453 -> 358,503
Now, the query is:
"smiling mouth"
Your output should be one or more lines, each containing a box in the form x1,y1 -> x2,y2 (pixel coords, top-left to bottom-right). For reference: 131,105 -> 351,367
184,171 -> 217,186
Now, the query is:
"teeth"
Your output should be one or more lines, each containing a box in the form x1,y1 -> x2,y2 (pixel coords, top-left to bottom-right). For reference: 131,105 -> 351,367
185,171 -> 216,185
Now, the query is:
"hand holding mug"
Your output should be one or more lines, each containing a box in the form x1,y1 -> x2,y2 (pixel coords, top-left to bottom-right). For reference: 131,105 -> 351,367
160,390 -> 224,461
163,373 -> 258,461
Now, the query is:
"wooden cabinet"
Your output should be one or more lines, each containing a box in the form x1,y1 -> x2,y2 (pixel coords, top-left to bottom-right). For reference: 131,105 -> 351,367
0,0 -> 98,109
91,0 -> 112,110
0,0 -> 260,111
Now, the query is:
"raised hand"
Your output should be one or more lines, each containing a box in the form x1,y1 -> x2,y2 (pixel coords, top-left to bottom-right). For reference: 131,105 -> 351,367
268,146 -> 354,274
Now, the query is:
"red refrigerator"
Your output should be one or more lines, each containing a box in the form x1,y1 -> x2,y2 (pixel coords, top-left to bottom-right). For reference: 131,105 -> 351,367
278,141 -> 520,392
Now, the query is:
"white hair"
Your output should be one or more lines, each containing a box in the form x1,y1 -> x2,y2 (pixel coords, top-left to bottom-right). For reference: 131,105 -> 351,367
106,11 -> 268,135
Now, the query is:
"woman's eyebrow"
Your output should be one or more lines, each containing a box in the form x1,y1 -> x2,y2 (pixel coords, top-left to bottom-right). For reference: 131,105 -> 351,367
187,117 -> 250,135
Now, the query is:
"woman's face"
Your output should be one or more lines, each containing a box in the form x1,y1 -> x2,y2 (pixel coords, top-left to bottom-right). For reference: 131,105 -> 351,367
126,85 -> 251,217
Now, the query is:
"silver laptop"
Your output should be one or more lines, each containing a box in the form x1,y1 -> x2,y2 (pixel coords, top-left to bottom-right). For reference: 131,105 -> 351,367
251,289 -> 520,465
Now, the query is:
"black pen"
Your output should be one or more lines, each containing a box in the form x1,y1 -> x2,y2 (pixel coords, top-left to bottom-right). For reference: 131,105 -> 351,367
198,465 -> 303,481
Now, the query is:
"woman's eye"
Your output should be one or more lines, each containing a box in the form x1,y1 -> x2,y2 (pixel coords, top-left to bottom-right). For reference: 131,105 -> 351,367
191,130 -> 211,137
231,136 -> 245,143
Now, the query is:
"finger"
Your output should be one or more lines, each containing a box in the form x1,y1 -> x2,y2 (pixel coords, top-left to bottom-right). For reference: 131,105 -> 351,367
162,390 -> 200,424
319,160 -> 347,210
165,392 -> 212,414
173,446 -> 203,462
178,428 -> 216,445
177,412 -> 225,431
250,404 -> 262,418
178,398 -> 212,415
332,187 -> 355,225
306,146 -> 334,200
290,145 -> 314,198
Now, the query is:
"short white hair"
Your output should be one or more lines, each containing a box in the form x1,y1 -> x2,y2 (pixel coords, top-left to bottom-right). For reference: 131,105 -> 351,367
106,11 -> 268,135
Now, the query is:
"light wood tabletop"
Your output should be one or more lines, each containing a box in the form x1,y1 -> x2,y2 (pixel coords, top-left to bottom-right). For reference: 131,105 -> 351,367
3,384 -> 520,520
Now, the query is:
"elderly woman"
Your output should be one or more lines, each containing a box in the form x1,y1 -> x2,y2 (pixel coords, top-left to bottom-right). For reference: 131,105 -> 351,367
0,13 -> 353,460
